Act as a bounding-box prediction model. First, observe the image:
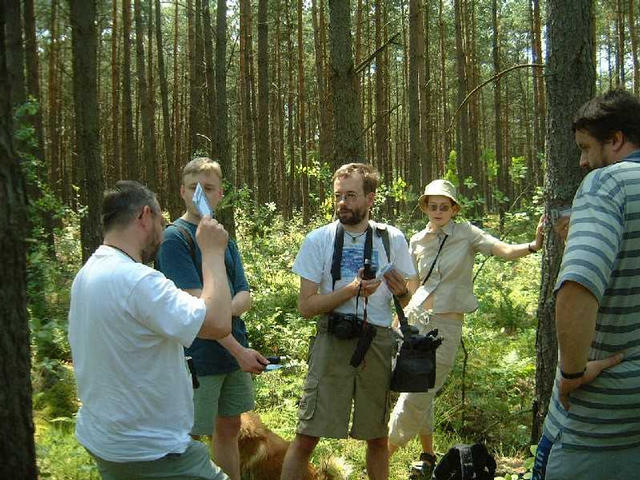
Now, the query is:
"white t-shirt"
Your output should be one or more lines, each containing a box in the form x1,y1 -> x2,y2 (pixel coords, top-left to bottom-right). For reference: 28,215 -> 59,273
292,221 -> 416,327
68,245 -> 207,462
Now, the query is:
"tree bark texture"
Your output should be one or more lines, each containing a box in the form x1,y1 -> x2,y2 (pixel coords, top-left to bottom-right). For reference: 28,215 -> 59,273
0,4 -> 37,476
533,0 -> 595,443
328,0 -> 364,164
256,0 -> 270,205
70,0 -> 104,262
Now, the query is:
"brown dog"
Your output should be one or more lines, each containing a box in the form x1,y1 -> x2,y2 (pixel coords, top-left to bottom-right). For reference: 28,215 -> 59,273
237,412 -> 348,480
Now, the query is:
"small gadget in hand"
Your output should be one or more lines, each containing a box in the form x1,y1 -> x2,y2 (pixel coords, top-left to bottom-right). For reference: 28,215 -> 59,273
264,355 -> 288,372
362,259 -> 377,280
193,183 -> 214,218
549,206 -> 571,225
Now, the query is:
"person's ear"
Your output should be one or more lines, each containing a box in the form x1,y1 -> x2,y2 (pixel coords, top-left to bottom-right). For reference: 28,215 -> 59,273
452,204 -> 460,217
611,131 -> 625,151
366,191 -> 375,207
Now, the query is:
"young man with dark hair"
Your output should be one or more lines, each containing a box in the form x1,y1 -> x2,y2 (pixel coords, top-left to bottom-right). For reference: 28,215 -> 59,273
281,163 -> 417,480
156,158 -> 266,480
69,180 -> 232,480
536,89 -> 640,479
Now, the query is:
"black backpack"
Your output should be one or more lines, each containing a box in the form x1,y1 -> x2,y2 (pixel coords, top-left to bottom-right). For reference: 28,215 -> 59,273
432,443 -> 496,480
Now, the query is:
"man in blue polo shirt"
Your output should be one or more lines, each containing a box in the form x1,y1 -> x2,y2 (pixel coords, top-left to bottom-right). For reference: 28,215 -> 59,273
540,89 -> 640,480
157,158 -> 266,480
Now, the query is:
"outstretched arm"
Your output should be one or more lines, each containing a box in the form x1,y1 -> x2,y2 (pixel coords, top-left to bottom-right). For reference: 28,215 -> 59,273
491,215 -> 544,260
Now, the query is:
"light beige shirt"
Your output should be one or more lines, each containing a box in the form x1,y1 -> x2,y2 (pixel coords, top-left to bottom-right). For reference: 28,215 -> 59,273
408,220 -> 498,314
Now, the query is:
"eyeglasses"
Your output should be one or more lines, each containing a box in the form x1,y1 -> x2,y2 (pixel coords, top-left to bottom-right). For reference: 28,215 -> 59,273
427,203 -> 452,213
334,192 -> 361,203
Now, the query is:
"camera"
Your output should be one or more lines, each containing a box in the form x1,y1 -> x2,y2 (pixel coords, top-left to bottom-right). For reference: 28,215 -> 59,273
549,206 -> 571,225
327,312 -> 363,339
362,259 -> 377,280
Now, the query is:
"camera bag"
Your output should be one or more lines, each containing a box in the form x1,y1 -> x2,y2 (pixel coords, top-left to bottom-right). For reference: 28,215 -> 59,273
389,234 -> 447,393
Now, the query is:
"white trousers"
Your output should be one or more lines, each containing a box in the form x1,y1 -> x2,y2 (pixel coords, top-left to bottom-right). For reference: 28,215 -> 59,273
388,313 -> 463,447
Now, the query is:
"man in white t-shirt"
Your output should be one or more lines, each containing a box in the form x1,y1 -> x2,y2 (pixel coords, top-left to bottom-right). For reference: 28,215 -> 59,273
68,180 -> 232,480
281,164 -> 417,480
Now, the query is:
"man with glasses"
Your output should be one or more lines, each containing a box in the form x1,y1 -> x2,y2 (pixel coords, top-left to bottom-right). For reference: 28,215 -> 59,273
281,163 -> 416,480
69,180 -> 232,480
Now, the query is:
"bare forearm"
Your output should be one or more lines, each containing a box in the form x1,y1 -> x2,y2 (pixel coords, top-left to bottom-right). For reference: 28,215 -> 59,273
199,254 -> 232,339
299,283 -> 357,318
217,334 -> 244,356
232,290 -> 251,317
555,281 -> 598,374
492,241 -> 538,260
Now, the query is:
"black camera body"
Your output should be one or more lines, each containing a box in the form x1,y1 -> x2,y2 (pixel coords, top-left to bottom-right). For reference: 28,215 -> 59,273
327,312 -> 363,339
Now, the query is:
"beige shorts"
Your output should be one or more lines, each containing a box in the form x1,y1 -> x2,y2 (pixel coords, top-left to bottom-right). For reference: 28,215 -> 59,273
296,316 -> 397,440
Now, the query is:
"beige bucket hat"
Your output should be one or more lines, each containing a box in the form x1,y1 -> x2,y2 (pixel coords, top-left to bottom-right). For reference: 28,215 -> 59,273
418,179 -> 459,213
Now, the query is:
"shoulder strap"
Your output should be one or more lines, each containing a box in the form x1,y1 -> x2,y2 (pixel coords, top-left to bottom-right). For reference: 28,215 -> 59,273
421,234 -> 448,285
375,224 -> 391,263
331,223 -> 345,289
168,222 -> 201,282
170,223 -> 197,265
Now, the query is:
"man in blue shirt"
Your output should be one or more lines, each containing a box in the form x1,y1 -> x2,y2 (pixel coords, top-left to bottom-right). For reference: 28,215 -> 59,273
157,158 -> 266,480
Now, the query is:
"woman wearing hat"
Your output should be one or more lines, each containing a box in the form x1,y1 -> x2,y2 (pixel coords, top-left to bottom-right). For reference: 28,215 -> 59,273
387,179 -> 544,474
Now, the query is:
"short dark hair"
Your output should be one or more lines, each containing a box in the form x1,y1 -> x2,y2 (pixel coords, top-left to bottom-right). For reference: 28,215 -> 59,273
332,163 -> 379,194
102,180 -> 158,232
573,89 -> 640,145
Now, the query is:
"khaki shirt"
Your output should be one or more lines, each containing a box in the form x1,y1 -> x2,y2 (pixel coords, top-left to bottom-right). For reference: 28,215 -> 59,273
408,220 -> 498,314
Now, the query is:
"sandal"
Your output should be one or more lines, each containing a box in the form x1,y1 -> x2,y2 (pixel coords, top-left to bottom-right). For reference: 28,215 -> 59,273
409,452 -> 437,479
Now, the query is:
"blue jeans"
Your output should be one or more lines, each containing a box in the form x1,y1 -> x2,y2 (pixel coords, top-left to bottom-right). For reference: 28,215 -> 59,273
531,434 -> 552,480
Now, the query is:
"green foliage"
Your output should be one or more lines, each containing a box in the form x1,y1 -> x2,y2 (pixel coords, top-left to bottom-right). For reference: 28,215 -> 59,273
36,417 -> 99,480
444,150 -> 459,185
510,156 -> 528,185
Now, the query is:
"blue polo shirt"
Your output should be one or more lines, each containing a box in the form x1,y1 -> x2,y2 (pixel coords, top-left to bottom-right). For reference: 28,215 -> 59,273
156,218 -> 250,375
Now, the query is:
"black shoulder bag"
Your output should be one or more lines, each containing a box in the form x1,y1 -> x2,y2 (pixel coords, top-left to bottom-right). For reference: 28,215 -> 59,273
389,234 -> 447,393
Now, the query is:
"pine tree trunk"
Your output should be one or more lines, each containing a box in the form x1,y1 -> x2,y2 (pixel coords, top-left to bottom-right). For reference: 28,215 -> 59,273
215,0 -> 235,236
616,0 -> 626,86
47,0 -> 62,198
439,0 -> 449,172
256,0 -> 270,205
5,0 -> 25,109
297,0 -> 310,223
454,0 -> 470,199
70,0 -> 104,262
492,0 -> 505,223
408,0 -> 422,193
374,0 -> 389,192
285,0 -> 295,218
532,0 -> 595,443
202,0 -> 217,160
311,0 -> 333,174
110,0 -> 121,182
328,0 -> 364,164
134,0 -> 157,192
629,0 -> 639,95
0,7 -> 37,475
155,0 -> 179,218
122,0 -> 137,180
